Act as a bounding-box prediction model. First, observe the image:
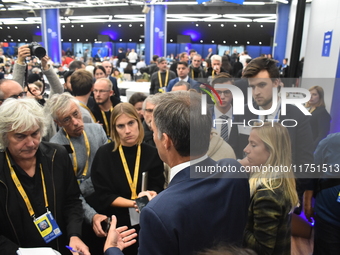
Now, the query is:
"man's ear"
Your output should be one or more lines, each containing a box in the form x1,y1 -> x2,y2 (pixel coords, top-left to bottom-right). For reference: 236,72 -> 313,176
273,78 -> 280,88
162,133 -> 172,151
54,119 -> 62,127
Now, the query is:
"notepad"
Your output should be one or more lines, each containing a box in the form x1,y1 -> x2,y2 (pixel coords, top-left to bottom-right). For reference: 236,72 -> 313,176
17,247 -> 61,255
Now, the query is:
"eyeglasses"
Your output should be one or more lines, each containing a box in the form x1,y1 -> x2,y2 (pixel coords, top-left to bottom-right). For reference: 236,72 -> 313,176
215,90 -> 231,96
93,89 -> 111,94
60,110 -> 80,126
144,109 -> 154,113
9,92 -> 27,99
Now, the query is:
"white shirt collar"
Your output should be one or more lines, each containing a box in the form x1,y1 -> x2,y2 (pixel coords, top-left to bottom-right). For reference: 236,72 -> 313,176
179,76 -> 189,82
169,154 -> 208,182
214,105 -> 233,119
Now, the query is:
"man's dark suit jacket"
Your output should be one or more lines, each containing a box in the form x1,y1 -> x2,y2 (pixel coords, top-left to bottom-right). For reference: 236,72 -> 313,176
138,157 -> 249,255
109,76 -> 120,100
166,77 -> 200,92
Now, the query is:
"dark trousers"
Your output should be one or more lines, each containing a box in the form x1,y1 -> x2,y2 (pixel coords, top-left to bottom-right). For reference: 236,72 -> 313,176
313,214 -> 340,255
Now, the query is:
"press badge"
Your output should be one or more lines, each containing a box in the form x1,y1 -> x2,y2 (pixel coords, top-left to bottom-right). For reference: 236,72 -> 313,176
33,211 -> 62,243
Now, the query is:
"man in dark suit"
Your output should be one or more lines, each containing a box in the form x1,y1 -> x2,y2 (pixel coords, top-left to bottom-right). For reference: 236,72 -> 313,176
104,91 -> 250,255
166,61 -> 200,92
228,57 -> 314,201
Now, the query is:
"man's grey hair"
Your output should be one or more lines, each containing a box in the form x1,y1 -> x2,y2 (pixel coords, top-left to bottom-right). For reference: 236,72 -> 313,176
210,55 -> 222,63
153,91 -> 212,157
44,93 -> 80,121
0,98 -> 47,148
173,81 -> 190,91
94,78 -> 113,90
192,54 -> 202,59
142,94 -> 162,110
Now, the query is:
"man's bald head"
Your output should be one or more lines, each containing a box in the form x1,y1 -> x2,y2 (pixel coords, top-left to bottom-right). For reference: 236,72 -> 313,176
0,79 -> 24,105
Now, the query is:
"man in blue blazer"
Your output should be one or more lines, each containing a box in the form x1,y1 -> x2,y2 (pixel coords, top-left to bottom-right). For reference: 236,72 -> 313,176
166,61 -> 200,92
104,91 -> 250,255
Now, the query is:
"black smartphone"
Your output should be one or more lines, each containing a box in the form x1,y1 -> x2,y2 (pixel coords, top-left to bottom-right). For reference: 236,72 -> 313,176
135,196 -> 149,212
100,217 -> 111,233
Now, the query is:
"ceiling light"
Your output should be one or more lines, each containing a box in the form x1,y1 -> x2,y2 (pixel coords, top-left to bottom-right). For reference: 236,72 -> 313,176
15,26 -> 18,29
7,27 -> 10,29
235,41 -> 238,44
200,40 -> 203,43
243,2 -> 265,5
108,24 -> 111,27
80,24 -> 84,27
71,25 -> 74,28
69,39 -> 71,41
275,0 -> 289,4
212,40 -> 214,43
62,25 -> 65,28
119,39 -> 122,41
18,39 -> 20,41
86,39 -> 88,41
25,39 -> 28,41
247,24 -> 250,27
77,39 -> 80,41
139,39 -> 142,42
261,25 -> 263,27
221,24 -> 224,27
140,24 -> 143,27
223,41 -> 226,43
247,41 -> 250,44
170,39 -> 173,42
196,24 -> 199,27
11,39 -> 13,42
37,26 -> 39,28
208,24 -> 211,27
129,39 -> 132,41
118,24 -> 121,27
259,42 -> 262,44
61,39 -> 63,41
129,24 -> 132,27
234,24 -> 237,27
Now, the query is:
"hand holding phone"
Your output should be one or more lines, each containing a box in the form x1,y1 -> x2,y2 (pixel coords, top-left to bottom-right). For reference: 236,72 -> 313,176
135,196 -> 149,212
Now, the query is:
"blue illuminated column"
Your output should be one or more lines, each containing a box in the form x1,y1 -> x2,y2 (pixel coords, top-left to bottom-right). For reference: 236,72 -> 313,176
144,5 -> 167,65
272,3 -> 290,63
41,9 -> 62,64
330,49 -> 340,133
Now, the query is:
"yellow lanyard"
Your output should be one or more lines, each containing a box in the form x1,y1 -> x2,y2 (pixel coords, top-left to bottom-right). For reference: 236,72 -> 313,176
101,106 -> 114,137
6,152 -> 48,219
191,69 -> 195,79
65,130 -> 91,177
158,70 -> 169,88
212,70 -> 215,78
79,102 -> 97,123
118,144 -> 141,199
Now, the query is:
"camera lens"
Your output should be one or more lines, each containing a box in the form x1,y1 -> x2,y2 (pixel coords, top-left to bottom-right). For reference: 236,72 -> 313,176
34,47 -> 46,59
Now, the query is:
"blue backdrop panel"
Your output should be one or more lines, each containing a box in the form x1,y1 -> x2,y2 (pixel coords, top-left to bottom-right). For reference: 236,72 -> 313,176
273,3 -> 290,63
245,46 -> 261,59
41,9 -> 62,64
145,4 -> 166,64
191,44 -> 204,57
166,43 -> 177,57
330,49 -> 340,133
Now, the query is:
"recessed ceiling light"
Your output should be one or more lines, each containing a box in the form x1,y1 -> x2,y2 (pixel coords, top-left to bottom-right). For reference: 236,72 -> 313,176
15,26 -> 18,29
18,39 -> 20,41
259,42 -> 262,45
119,39 -> 122,41
71,25 -> 74,28
80,25 -> 83,27
170,39 -> 173,42
234,24 -> 237,27
94,39 -> 97,41
247,24 -> 250,27
140,24 -> 143,27
25,39 -> 28,41
11,39 -> 13,42
261,25 -> 264,27
4,39 -> 7,41
86,39 -> 88,41
223,41 -> 226,43
69,39 -> 71,41
118,24 -> 121,27
61,39 -> 63,41
7,27 -> 10,29
208,24 -> 211,27
108,24 -> 111,27
77,39 -> 80,41
221,24 -> 224,27
129,39 -> 132,41
200,40 -> 203,43
139,39 -> 142,42
37,26 -> 39,28
0,27 -> 2,29
62,25 -> 65,28
196,24 -> 199,27
235,41 -> 238,44
129,24 -> 132,27
247,41 -> 250,44
212,40 -> 214,43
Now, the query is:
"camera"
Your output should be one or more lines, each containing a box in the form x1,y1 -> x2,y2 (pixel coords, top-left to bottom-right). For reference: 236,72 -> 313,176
28,42 -> 46,59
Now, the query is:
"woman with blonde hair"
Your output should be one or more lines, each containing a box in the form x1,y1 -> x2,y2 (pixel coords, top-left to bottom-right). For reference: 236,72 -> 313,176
91,102 -> 164,255
305,85 -> 331,150
240,122 -> 299,255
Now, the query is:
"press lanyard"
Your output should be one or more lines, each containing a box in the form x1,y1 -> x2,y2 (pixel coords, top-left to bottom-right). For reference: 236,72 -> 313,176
158,70 -> 169,88
6,152 -> 48,219
79,102 -> 97,123
101,106 -> 114,136
119,144 -> 141,199
212,70 -> 215,78
65,130 -> 90,177
191,69 -> 194,79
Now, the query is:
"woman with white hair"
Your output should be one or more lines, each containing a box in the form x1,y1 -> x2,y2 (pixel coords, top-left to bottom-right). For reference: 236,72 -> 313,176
240,122 -> 299,255
0,98 -> 89,255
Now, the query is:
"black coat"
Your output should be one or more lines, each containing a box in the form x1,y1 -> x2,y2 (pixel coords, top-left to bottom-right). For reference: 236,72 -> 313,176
0,142 -> 83,255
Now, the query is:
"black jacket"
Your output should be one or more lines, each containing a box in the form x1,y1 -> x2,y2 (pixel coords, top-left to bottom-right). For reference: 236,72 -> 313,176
0,142 -> 83,255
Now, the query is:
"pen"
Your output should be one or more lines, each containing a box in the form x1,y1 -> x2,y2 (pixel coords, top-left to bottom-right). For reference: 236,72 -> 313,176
65,245 -> 84,255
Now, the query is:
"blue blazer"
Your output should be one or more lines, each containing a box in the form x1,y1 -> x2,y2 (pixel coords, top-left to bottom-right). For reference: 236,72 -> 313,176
104,157 -> 249,255
166,77 -> 200,92
137,157 -> 249,255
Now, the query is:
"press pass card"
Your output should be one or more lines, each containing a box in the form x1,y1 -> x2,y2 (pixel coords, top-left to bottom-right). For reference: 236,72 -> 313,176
33,211 -> 62,243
